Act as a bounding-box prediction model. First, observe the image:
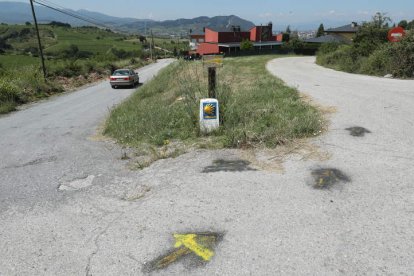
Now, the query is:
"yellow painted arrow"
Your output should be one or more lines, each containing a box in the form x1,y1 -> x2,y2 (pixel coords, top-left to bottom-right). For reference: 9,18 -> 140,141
144,232 -> 220,272
174,234 -> 215,261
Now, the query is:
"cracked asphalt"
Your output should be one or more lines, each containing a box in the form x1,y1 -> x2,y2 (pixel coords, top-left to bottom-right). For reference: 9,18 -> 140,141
1,56 -> 413,275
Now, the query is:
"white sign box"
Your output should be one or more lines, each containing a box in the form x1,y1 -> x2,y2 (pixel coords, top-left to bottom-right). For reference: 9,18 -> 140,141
199,98 -> 220,133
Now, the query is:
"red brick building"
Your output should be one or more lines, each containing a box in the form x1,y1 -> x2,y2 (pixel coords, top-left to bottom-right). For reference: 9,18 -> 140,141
191,24 -> 282,55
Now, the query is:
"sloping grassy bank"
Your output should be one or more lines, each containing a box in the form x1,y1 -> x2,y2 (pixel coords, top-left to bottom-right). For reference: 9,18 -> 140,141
105,55 -> 323,152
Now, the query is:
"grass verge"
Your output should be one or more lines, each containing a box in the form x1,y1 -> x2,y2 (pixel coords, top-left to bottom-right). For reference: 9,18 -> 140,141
104,55 -> 323,162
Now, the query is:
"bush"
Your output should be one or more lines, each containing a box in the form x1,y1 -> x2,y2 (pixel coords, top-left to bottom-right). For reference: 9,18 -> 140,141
389,32 -> 414,78
359,45 -> 392,76
317,42 -> 340,55
0,78 -> 20,103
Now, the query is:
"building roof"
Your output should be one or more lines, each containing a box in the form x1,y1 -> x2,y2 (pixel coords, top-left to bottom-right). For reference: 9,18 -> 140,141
205,26 -> 250,33
190,31 -> 205,36
326,23 -> 360,33
217,41 -> 282,47
305,34 -> 350,44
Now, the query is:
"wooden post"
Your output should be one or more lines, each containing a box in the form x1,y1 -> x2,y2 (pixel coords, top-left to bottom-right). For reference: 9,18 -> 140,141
30,0 -> 47,79
208,67 -> 216,98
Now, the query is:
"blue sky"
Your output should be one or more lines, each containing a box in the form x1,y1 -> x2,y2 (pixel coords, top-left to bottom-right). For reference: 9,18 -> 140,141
10,0 -> 414,29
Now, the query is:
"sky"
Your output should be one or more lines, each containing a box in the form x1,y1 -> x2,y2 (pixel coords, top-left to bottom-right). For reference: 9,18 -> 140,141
9,0 -> 414,30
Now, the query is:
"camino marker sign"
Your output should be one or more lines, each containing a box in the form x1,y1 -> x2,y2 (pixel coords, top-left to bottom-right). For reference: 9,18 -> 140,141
200,98 -> 219,133
388,27 -> 405,42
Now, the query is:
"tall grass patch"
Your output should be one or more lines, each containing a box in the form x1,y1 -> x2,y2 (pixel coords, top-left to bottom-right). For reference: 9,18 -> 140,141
105,55 -> 323,149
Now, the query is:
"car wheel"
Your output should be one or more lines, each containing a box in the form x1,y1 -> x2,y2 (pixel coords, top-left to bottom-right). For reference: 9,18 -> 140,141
111,85 -> 116,89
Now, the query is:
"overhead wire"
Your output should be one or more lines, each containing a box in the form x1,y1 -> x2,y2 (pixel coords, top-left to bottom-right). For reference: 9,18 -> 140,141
32,0 -> 112,30
38,0 -> 110,27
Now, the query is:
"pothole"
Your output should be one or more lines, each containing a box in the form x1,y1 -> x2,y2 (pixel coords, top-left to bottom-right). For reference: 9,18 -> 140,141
311,168 -> 350,189
58,175 -> 95,191
346,126 -> 371,137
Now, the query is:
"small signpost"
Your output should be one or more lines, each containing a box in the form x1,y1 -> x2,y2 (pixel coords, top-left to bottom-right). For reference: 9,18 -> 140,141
200,55 -> 223,133
202,55 -> 224,98
388,27 -> 405,42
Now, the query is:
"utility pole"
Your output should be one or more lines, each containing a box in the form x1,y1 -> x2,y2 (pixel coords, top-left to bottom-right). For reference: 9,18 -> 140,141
29,0 -> 47,79
151,30 -> 155,61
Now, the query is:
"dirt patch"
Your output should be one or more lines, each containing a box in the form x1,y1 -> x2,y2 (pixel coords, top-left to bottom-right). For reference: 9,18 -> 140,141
202,159 -> 257,173
346,126 -> 371,137
311,168 -> 350,189
239,139 -> 331,173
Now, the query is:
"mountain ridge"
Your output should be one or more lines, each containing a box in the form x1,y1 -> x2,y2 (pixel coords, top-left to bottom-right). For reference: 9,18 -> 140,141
0,2 -> 255,35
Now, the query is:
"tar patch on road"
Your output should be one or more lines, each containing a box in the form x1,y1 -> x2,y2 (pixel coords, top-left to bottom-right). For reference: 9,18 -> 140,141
346,126 -> 371,137
202,159 -> 257,173
143,232 -> 223,273
311,168 -> 350,189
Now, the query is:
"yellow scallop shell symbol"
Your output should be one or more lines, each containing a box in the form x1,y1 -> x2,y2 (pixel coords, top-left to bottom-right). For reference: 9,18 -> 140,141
204,104 -> 215,116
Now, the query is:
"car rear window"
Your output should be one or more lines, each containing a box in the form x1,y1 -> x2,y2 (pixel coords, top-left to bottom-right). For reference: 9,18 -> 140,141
113,70 -> 129,76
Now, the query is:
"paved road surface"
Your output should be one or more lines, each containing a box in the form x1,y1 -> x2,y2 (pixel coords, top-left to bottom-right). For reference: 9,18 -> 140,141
1,57 -> 413,275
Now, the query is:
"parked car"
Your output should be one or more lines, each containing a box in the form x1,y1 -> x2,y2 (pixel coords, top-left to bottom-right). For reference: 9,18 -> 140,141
110,69 -> 139,88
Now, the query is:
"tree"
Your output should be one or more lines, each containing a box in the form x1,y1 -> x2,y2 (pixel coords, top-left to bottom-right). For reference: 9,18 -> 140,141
407,20 -> 414,30
398,20 -> 408,29
240,39 -> 253,51
25,21 -> 31,26
139,36 -> 147,43
316,23 -> 325,37
372,12 -> 391,28
353,21 -> 388,57
285,25 -> 291,34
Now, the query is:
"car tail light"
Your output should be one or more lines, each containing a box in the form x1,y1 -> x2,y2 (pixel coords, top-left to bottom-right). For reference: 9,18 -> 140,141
110,77 -> 116,81
124,77 -> 130,81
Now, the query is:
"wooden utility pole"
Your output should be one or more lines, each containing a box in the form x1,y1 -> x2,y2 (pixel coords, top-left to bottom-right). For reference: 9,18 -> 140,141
151,30 -> 155,61
208,67 -> 217,98
29,0 -> 47,79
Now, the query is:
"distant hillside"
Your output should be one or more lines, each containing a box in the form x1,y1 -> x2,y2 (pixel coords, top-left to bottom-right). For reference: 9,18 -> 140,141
0,2 -> 255,36
0,2 -> 146,27
121,15 -> 256,36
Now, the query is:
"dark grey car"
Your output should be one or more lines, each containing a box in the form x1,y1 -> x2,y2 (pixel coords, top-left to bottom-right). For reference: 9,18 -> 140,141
110,69 -> 139,88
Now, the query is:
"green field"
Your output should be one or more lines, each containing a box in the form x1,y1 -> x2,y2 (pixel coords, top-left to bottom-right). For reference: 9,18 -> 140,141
44,27 -> 142,55
0,54 -> 40,68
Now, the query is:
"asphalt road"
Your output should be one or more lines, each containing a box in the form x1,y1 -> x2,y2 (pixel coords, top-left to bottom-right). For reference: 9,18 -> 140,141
1,57 -> 413,275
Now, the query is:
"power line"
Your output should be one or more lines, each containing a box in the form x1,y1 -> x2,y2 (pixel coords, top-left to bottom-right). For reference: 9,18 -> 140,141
38,0 -> 110,28
32,0 -> 110,30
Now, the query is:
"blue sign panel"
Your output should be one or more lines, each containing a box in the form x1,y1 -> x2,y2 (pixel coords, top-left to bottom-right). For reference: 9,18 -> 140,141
203,102 -> 217,120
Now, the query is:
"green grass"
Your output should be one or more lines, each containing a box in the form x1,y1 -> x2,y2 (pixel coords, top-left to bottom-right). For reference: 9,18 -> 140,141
104,55 -> 323,151
0,54 -> 40,68
44,27 -> 141,55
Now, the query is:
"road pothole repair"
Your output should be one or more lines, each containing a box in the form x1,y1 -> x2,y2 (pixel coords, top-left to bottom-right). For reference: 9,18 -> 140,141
143,232 -> 224,273
311,168 -> 350,189
202,159 -> 257,173
122,185 -> 151,201
58,175 -> 95,191
346,126 -> 371,137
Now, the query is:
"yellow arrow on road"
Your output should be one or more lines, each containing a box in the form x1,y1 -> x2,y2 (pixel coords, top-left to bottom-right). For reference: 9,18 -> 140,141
174,234 -> 214,261
144,232 -> 222,272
